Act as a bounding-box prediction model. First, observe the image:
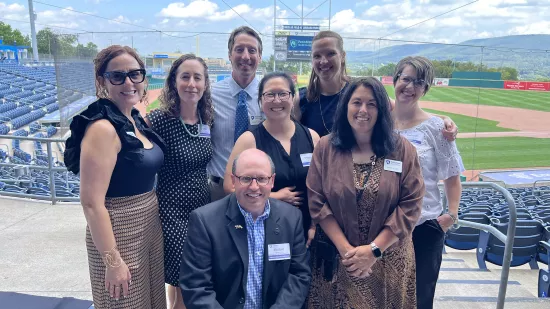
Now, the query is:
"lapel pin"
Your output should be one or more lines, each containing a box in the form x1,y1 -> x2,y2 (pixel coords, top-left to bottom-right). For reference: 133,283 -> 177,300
274,227 -> 280,235
235,225 -> 243,229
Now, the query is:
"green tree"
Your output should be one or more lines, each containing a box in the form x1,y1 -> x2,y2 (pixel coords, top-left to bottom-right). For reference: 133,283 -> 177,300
0,21 -> 31,47
375,63 -> 396,76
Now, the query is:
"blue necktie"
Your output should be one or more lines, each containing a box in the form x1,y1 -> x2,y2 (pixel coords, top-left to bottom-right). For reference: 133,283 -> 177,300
234,90 -> 249,142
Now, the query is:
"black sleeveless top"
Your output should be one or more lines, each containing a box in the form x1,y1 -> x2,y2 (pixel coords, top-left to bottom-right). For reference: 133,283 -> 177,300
298,84 -> 349,137
64,98 -> 166,198
106,141 -> 164,197
251,121 -> 314,233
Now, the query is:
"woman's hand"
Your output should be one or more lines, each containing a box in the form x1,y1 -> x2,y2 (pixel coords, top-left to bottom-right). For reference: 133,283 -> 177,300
442,117 -> 458,141
104,255 -> 132,300
306,225 -> 316,248
272,186 -> 303,207
341,245 -> 377,278
437,214 -> 455,232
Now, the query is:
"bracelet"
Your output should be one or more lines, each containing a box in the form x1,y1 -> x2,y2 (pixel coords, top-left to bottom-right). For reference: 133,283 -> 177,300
101,245 -> 122,268
447,213 -> 458,225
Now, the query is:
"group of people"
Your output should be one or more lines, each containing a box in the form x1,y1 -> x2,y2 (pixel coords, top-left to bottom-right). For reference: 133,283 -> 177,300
65,26 -> 465,309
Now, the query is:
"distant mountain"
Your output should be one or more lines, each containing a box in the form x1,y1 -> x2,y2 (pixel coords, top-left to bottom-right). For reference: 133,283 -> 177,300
346,35 -> 550,79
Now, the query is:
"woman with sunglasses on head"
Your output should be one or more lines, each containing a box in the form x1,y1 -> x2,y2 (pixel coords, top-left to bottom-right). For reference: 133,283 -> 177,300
294,31 -> 459,140
223,72 -> 320,245
144,54 -> 213,309
64,46 -> 166,308
392,56 -> 464,309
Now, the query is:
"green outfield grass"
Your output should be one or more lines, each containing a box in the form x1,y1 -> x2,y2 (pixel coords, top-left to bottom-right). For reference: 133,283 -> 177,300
146,99 -> 160,112
384,85 -> 550,112
457,137 -> 550,170
423,108 -> 515,133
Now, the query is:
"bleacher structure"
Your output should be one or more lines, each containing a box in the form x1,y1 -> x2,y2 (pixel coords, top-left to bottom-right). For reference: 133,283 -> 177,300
445,185 -> 550,297
0,60 -> 94,201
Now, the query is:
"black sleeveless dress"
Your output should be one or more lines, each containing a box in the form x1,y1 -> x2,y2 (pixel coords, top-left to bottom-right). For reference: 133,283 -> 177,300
251,121 -> 314,237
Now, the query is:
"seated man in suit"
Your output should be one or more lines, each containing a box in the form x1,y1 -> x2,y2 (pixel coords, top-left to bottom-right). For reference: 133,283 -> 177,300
180,148 -> 311,309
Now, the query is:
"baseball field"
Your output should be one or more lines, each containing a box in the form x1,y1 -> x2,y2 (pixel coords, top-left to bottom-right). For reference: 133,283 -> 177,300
142,85 -> 550,174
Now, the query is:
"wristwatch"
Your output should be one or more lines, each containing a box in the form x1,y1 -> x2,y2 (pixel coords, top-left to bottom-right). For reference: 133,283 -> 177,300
370,242 -> 383,260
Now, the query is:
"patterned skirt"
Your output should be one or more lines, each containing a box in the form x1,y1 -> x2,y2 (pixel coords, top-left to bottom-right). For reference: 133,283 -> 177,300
86,190 -> 166,309
308,160 -> 417,309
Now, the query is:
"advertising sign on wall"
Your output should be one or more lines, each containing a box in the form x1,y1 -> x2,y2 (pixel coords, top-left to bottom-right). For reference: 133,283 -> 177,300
434,78 -> 449,87
525,82 -> 550,91
381,76 -> 393,85
504,81 -> 524,90
504,81 -> 550,91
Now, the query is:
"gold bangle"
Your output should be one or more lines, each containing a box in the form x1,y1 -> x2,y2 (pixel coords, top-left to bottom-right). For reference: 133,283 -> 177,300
101,245 -> 122,268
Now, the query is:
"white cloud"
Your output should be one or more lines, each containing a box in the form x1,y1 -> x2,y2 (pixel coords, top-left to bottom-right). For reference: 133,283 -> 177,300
209,4 -> 251,21
159,1 -> 218,18
509,21 -> 550,35
0,2 -> 24,13
329,9 -> 385,35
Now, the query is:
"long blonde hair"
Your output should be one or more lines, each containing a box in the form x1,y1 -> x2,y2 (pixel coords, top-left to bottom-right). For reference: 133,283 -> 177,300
306,31 -> 349,102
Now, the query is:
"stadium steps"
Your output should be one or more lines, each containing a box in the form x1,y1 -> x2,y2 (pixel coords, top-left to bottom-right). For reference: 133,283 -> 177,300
434,247 -> 550,308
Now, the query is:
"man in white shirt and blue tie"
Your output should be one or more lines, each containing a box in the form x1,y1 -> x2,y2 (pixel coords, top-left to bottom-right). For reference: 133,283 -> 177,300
208,26 -> 264,201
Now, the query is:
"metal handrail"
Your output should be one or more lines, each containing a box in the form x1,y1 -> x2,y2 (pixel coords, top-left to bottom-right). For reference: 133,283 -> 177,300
441,181 -> 517,309
533,179 -> 550,196
0,133 -> 72,204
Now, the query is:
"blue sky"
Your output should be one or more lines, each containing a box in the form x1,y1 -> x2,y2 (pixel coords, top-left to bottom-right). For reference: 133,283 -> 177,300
1,0 -> 549,59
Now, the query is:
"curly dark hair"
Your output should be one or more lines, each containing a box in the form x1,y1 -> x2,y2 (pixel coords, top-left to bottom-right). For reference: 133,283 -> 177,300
93,45 -> 147,102
158,54 -> 213,125
331,77 -> 397,157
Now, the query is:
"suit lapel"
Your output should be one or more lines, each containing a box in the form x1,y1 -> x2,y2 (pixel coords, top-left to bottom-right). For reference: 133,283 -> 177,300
225,194 -> 249,290
262,200 -> 282,303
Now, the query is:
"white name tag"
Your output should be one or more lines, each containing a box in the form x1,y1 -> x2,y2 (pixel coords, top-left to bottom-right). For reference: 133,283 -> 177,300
249,115 -> 264,126
268,243 -> 291,261
384,159 -> 403,173
126,131 -> 136,138
199,125 -> 211,138
300,153 -> 312,167
405,131 -> 424,146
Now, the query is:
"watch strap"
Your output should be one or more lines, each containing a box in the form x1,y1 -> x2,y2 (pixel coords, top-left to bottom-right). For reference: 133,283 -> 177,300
370,242 -> 383,259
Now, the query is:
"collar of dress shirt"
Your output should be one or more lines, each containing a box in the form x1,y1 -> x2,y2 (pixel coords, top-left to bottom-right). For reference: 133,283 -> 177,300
237,199 -> 271,222
229,76 -> 259,99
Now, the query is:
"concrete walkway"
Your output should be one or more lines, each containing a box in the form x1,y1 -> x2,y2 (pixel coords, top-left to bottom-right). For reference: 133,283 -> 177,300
1,196 -> 549,309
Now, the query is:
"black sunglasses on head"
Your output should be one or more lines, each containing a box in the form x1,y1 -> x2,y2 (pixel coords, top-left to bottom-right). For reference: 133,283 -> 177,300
103,69 -> 146,85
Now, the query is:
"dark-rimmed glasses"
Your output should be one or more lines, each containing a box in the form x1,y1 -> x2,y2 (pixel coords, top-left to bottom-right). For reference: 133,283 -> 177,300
397,73 -> 426,88
233,174 -> 273,186
261,91 -> 292,102
103,69 -> 146,85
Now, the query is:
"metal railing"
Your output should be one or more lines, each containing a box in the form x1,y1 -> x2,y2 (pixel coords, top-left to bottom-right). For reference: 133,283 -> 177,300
0,134 -> 79,204
441,181 -> 517,309
533,180 -> 550,196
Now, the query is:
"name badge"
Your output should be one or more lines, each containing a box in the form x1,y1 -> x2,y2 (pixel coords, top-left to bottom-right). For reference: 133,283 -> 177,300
384,159 -> 403,173
300,153 -> 312,167
126,131 -> 137,138
405,131 -> 424,146
268,243 -> 291,261
249,115 -> 264,126
199,125 -> 211,138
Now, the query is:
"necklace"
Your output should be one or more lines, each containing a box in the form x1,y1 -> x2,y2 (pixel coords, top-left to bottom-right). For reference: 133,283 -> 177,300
180,110 -> 202,138
352,154 -> 377,190
318,82 -> 347,134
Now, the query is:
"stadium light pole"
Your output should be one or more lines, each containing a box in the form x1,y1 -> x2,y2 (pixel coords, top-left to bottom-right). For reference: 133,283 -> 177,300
28,0 -> 39,61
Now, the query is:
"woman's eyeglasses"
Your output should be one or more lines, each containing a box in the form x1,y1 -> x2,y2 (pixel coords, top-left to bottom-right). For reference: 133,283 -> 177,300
397,73 -> 426,88
261,91 -> 292,102
103,69 -> 146,85
233,175 -> 273,186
